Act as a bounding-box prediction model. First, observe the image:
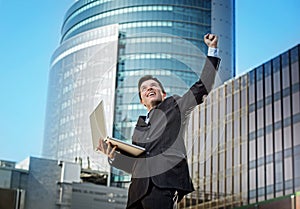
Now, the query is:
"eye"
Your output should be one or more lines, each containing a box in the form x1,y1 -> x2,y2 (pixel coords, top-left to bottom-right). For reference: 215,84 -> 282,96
150,83 -> 159,88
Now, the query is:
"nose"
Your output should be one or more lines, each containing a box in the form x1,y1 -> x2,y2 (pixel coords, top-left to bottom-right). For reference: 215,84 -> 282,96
147,86 -> 153,91
146,86 -> 155,93
143,87 -> 154,96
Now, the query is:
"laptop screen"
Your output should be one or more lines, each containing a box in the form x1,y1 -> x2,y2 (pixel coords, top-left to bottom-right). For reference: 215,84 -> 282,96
89,100 -> 108,151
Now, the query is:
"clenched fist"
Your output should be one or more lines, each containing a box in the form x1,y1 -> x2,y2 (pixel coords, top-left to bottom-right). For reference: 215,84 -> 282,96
204,33 -> 218,48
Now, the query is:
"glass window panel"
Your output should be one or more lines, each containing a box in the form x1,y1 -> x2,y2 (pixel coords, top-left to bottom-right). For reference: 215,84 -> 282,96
241,172 -> 248,201
249,83 -> 255,104
258,165 -> 265,188
249,197 -> 256,204
284,127 -> 292,149
241,88 -> 247,108
206,102 -> 212,125
274,100 -> 281,122
258,191 -> 265,202
249,112 -> 256,133
294,152 -> 300,178
234,90 -> 240,110
292,92 -> 300,114
291,62 -> 299,84
219,152 -> 225,173
234,173 -> 240,194
266,133 -> 273,155
273,71 -> 281,93
249,169 -> 256,190
284,157 -> 293,180
293,123 -> 300,146
241,115 -> 248,140
265,103 -> 273,126
275,190 -> 283,197
256,66 -> 263,80
257,80 -> 263,100
273,57 -> 281,73
241,141 -> 247,166
274,129 -> 282,152
234,114 -> 240,140
226,176 -> 232,194
265,76 -> 272,97
257,137 -> 264,159
233,140 -> 240,167
226,140 -> 233,168
249,140 -> 256,161
266,185 -> 274,199
291,46 -> 299,62
281,52 -> 290,88
291,46 -> 299,83
264,62 -> 272,76
257,108 -> 264,129
275,161 -> 283,193
226,121 -> 233,143
219,170 -> 225,196
226,93 -> 232,111
283,96 -> 291,118
206,159 -> 211,181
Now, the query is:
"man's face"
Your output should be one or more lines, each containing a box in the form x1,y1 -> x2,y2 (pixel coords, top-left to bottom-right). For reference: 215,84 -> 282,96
139,79 -> 166,111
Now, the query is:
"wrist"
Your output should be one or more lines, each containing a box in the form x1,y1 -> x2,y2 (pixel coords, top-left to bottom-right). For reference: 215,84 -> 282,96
208,47 -> 219,57
209,44 -> 218,48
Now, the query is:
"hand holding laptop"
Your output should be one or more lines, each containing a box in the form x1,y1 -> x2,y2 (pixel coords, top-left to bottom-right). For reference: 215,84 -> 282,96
96,138 -> 117,160
90,100 -> 145,157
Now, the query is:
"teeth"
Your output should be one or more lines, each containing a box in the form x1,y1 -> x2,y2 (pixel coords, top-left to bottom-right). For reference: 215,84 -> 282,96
148,92 -> 155,96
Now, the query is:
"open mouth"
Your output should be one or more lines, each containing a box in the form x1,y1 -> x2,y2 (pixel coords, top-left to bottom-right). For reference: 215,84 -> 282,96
147,92 -> 155,97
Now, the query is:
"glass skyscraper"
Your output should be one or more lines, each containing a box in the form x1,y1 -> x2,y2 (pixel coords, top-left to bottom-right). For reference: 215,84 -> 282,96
182,45 -> 300,208
43,0 -> 235,186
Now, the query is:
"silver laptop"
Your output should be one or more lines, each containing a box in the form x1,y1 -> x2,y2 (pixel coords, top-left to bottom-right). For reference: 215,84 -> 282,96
89,100 -> 145,156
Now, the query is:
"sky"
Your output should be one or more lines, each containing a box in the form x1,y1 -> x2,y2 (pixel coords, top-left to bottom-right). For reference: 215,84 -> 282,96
0,0 -> 299,163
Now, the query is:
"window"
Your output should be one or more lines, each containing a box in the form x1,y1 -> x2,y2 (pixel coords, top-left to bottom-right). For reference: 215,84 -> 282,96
282,52 -> 290,89
274,100 -> 281,122
273,71 -> 281,93
292,92 -> 300,114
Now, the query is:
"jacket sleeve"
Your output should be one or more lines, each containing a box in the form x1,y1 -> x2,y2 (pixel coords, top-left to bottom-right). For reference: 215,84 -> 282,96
177,56 -> 221,114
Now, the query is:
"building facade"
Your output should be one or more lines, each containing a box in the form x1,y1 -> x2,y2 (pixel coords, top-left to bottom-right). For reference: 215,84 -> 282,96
43,0 -> 235,186
43,24 -> 119,173
182,45 -> 300,208
0,157 -> 127,209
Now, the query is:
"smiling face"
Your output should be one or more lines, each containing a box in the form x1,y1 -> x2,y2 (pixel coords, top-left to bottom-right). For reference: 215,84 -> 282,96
139,79 -> 166,111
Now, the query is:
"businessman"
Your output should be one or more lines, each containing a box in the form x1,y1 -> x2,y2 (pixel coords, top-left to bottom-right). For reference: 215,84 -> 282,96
97,33 -> 220,209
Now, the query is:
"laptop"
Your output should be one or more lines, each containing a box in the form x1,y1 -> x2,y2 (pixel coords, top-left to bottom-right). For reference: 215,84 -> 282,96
89,100 -> 145,157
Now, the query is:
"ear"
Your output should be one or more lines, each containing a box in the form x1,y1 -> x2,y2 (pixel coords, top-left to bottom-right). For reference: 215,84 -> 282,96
140,98 -> 146,106
162,92 -> 167,99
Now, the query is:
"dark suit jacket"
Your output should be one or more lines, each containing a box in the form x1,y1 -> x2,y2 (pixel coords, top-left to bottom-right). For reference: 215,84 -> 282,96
111,56 -> 220,207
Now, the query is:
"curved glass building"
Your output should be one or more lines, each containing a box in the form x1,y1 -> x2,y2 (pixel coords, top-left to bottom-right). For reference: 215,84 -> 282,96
43,0 -> 235,187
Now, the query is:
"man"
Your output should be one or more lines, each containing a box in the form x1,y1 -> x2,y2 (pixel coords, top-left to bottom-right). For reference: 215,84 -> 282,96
97,33 -> 220,209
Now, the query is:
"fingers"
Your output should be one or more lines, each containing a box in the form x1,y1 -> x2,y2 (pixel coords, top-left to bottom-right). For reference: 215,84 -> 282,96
204,33 -> 217,41
106,142 -> 117,159
205,33 -> 215,40
97,139 -> 117,159
96,138 -> 107,152
209,34 -> 216,41
105,142 -> 111,155
204,33 -> 218,48
109,144 -> 117,159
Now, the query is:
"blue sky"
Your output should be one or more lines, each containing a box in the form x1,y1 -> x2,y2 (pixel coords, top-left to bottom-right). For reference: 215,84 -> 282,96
0,0 -> 299,163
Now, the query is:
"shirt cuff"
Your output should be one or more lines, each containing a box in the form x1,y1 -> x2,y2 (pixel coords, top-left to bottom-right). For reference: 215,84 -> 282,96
108,157 -> 115,164
207,47 -> 219,57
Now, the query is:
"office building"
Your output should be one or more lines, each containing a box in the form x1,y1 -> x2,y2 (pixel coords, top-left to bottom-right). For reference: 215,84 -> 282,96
0,157 -> 127,209
42,0 -> 235,186
181,44 -> 300,208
